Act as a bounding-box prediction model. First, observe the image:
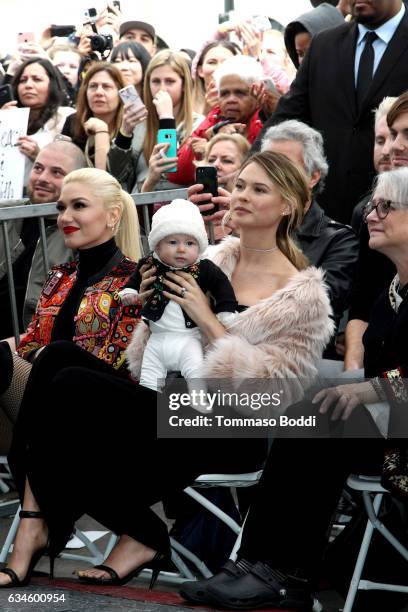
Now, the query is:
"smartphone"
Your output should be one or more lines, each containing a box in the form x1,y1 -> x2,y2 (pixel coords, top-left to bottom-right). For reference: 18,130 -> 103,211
84,7 -> 97,22
118,85 -> 145,111
50,25 -> 76,37
17,32 -> 35,44
157,129 -> 177,173
252,15 -> 271,33
195,166 -> 218,215
262,77 -> 279,96
0,84 -> 14,107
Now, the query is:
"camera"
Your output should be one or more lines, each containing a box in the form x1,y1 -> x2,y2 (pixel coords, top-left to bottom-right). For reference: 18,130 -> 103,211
89,33 -> 113,53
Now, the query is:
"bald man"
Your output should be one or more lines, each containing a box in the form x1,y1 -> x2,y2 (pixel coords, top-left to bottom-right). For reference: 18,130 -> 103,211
0,141 -> 86,337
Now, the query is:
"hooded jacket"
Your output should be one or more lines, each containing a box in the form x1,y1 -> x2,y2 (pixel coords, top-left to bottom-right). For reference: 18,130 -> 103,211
284,3 -> 344,68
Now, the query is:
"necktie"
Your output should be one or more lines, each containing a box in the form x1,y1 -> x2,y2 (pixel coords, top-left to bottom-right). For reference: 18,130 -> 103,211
356,31 -> 378,108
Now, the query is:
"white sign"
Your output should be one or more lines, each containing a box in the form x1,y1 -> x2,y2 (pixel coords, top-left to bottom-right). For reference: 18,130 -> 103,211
0,107 -> 30,200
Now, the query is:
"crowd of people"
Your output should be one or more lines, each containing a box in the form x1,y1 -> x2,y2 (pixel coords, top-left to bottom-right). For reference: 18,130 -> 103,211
1,1 -> 408,610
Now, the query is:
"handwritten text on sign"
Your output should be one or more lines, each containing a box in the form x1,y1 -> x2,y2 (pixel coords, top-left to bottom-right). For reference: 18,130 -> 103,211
0,108 -> 30,199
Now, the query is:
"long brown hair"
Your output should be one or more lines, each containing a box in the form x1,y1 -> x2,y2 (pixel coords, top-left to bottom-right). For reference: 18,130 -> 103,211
143,50 -> 194,161
73,62 -> 125,142
238,151 -> 310,271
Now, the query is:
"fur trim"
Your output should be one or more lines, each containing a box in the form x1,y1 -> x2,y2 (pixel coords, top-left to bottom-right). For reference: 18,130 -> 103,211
126,320 -> 151,379
203,238 -> 334,389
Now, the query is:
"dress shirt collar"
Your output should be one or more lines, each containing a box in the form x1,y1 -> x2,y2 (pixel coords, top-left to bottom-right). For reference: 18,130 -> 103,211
357,3 -> 405,46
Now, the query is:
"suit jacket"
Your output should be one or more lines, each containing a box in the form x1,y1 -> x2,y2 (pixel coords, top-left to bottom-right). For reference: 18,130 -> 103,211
257,12 -> 408,223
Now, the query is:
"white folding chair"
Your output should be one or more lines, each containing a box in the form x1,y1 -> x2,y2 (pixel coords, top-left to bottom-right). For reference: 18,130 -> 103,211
0,471 -> 262,585
0,504 -> 105,566
343,474 -> 408,612
164,470 -> 263,582
101,470 -> 263,586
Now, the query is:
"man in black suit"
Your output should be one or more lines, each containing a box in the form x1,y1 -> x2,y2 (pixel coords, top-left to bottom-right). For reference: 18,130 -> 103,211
256,0 -> 408,224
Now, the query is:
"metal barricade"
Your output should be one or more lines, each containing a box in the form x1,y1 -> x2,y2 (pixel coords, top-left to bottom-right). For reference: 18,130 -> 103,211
0,188 -> 188,347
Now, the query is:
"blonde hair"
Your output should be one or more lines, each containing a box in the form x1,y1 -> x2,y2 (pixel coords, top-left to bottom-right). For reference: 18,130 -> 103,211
63,168 -> 141,261
374,96 -> 397,127
204,133 -> 250,163
235,151 -> 310,271
143,50 -> 194,161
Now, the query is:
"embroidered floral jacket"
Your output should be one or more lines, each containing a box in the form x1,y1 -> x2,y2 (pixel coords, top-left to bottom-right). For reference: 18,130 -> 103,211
17,257 -> 140,370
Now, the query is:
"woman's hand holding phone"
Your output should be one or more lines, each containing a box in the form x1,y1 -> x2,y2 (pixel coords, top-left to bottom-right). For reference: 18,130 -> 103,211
121,103 -> 148,137
187,184 -> 232,228
141,143 -> 178,192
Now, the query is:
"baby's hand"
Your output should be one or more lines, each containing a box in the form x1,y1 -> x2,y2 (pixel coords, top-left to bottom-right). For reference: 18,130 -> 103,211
118,288 -> 140,306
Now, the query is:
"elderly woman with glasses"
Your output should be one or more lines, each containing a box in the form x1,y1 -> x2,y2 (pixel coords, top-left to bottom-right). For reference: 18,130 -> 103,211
314,167 -> 408,427
179,166 -> 408,611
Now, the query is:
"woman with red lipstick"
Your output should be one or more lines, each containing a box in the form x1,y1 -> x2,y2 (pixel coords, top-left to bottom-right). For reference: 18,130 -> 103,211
0,167 -> 143,587
0,152 -> 332,592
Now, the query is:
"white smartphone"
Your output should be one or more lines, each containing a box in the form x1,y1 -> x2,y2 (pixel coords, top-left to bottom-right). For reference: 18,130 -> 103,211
252,15 -> 271,33
262,77 -> 279,96
118,85 -> 145,111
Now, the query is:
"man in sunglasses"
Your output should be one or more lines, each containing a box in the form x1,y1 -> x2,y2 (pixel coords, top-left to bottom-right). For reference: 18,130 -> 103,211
344,92 -> 408,370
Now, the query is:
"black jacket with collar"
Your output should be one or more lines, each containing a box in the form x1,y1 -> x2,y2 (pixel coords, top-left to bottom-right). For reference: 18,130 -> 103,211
256,10 -> 408,223
295,200 -> 358,331
126,254 -> 237,328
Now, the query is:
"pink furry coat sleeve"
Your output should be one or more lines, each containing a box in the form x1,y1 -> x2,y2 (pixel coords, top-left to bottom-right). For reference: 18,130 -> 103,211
202,238 -> 334,407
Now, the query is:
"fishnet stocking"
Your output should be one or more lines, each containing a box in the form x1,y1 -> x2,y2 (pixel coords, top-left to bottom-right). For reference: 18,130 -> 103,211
0,352 -> 32,424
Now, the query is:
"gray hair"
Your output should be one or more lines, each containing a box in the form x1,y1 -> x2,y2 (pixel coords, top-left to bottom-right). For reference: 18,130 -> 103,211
261,120 -> 328,192
374,167 -> 408,208
213,55 -> 263,92
374,96 -> 397,127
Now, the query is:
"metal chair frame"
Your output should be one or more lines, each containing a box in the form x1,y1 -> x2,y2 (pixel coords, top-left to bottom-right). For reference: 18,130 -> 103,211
343,474 -> 408,612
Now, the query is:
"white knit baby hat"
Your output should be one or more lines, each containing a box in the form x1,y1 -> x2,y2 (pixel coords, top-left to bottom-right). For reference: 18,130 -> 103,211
148,199 -> 209,254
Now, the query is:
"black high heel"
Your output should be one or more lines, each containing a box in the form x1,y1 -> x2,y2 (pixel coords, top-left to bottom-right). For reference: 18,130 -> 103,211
77,550 -> 170,589
0,510 -> 54,588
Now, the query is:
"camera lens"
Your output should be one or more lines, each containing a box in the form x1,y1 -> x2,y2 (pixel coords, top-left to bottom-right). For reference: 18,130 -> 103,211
90,34 -> 113,53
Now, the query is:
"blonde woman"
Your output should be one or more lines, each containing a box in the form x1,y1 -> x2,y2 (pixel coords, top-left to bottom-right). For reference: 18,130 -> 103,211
0,152 -> 332,589
0,171 -> 142,561
109,50 -> 204,195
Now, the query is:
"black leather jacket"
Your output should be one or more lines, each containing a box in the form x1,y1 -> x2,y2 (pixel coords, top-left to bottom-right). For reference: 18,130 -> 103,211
295,200 -> 358,331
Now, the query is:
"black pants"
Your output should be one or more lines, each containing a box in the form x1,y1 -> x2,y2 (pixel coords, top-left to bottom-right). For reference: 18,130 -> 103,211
238,436 -> 385,581
9,341 -> 265,555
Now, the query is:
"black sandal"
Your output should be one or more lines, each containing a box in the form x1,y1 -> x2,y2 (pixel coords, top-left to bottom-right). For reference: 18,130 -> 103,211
77,551 -> 168,589
0,510 -> 54,588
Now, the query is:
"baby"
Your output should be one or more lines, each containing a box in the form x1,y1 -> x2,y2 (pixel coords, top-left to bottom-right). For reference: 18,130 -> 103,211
121,199 -> 237,410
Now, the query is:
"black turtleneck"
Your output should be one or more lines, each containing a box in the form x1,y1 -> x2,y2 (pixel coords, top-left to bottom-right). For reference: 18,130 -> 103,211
51,238 -> 119,342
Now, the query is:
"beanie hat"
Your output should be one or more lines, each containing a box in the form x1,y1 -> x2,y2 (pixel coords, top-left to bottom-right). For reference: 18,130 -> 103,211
148,199 -> 209,254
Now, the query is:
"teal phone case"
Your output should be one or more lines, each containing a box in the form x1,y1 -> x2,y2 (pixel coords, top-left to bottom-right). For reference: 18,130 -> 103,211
157,128 -> 177,172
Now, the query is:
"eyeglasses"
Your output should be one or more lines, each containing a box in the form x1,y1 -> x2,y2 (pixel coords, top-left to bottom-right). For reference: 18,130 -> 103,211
363,198 -> 402,222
